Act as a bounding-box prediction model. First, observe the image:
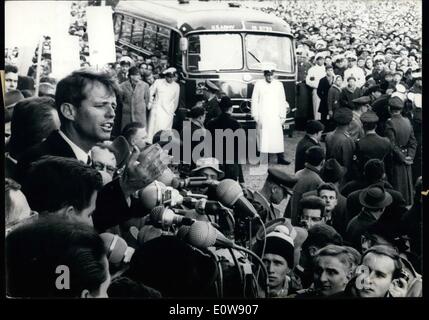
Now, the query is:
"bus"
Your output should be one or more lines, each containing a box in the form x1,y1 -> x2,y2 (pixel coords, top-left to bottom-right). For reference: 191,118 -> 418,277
113,0 -> 296,132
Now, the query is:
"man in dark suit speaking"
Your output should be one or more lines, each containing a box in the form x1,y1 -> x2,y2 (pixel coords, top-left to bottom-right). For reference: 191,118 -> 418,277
16,69 -> 168,232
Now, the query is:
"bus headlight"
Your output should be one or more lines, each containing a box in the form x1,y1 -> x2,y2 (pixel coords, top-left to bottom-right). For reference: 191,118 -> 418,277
242,74 -> 252,82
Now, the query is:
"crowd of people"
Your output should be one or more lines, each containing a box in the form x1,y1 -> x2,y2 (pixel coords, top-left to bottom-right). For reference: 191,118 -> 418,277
4,0 -> 422,299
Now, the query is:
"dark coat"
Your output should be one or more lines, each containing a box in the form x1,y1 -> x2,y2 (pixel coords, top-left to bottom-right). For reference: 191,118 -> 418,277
371,69 -> 386,85
317,76 -> 333,116
294,135 -> 320,173
346,209 -> 378,249
345,183 -> 407,228
327,85 -> 341,113
206,113 -> 244,182
180,120 -> 207,169
371,94 -> 390,136
288,164 -> 324,225
325,128 -> 356,182
15,130 -> 143,232
118,80 -> 150,131
385,114 -> 417,205
411,108 -> 422,183
203,97 -> 221,125
339,86 -> 362,109
355,132 -> 392,173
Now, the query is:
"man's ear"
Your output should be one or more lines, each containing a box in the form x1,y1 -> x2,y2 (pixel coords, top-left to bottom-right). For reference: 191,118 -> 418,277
65,205 -> 77,217
60,103 -> 77,121
81,289 -> 91,298
308,246 -> 318,257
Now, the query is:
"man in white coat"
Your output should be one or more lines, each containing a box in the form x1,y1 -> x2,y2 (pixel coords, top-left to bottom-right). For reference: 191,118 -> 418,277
343,54 -> 366,88
251,63 -> 290,165
147,67 -> 180,142
306,54 -> 326,120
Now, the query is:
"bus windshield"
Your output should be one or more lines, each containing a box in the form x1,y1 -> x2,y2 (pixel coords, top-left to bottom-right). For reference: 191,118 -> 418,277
187,33 -> 243,72
246,34 -> 294,72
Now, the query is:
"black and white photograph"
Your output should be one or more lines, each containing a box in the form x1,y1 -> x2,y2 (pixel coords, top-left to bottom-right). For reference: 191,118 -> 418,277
3,0 -> 424,308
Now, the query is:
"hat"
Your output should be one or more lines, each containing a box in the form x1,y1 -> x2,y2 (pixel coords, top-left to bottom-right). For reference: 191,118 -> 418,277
162,67 -> 177,75
388,96 -> 404,110
38,82 -> 55,97
395,83 -> 407,94
305,146 -> 325,166
314,52 -> 325,62
110,135 -> 131,168
5,89 -> 25,108
219,96 -> 232,112
411,71 -> 422,80
352,96 -> 371,105
202,80 -> 219,92
364,85 -> 382,96
191,157 -> 224,178
255,217 -> 296,242
407,92 -> 422,109
359,185 -> 393,209
267,168 -> 297,193
260,62 -> 277,72
119,56 -> 133,65
187,106 -> 206,119
255,226 -> 295,267
346,75 -> 356,82
305,120 -> 324,134
320,158 -> 347,183
333,107 -> 353,125
360,110 -> 379,123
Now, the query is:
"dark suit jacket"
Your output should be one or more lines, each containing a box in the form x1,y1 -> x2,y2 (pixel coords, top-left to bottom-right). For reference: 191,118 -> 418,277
204,97 -> 221,125
15,130 -> 143,232
206,113 -> 244,182
294,135 -> 320,173
317,76 -> 333,115
346,183 -> 407,227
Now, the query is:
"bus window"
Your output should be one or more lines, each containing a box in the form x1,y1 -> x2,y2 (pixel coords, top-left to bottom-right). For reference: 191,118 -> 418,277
114,14 -> 122,42
120,16 -> 133,44
143,22 -> 157,52
157,26 -> 171,54
245,34 -> 294,72
187,33 -> 243,72
131,20 -> 144,47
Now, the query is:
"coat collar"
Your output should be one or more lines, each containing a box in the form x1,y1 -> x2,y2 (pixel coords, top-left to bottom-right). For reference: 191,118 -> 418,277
304,163 -> 320,174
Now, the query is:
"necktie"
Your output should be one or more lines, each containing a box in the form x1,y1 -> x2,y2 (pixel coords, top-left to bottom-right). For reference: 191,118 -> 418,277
86,155 -> 92,166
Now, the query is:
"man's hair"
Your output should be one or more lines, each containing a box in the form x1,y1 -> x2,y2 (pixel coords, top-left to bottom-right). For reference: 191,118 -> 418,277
314,244 -> 361,274
362,245 -> 402,279
121,121 -> 145,144
5,64 -> 18,74
364,159 -> 385,182
300,195 -> 326,217
317,182 -> 338,197
21,156 -> 103,214
5,178 -> 24,226
9,97 -> 58,158
6,216 -> 108,297
55,70 -> 119,124
363,122 -> 377,131
302,224 -> 343,251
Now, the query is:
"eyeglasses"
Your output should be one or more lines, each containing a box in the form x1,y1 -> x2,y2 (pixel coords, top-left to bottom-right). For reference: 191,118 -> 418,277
92,161 -> 117,175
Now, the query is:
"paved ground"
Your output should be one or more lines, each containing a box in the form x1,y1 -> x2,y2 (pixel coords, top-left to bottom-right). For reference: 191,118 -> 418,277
242,130 -> 306,212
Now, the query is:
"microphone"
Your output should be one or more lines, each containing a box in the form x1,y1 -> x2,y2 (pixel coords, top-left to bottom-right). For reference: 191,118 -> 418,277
171,176 -> 219,190
216,179 -> 259,219
138,181 -> 184,209
100,233 -> 135,264
195,198 -> 227,216
150,206 -> 195,228
186,221 -> 235,249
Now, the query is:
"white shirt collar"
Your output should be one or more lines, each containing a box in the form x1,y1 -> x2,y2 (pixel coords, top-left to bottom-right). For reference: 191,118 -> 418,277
58,130 -> 91,164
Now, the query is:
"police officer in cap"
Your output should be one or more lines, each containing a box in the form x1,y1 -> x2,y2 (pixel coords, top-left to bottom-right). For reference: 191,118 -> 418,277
349,95 -> 370,142
202,80 -> 221,125
325,107 -> 356,183
384,97 -> 417,206
355,110 -> 392,174
244,168 -> 297,223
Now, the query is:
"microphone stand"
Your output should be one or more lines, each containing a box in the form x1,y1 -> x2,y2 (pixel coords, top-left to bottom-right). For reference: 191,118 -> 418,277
232,244 -> 269,297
